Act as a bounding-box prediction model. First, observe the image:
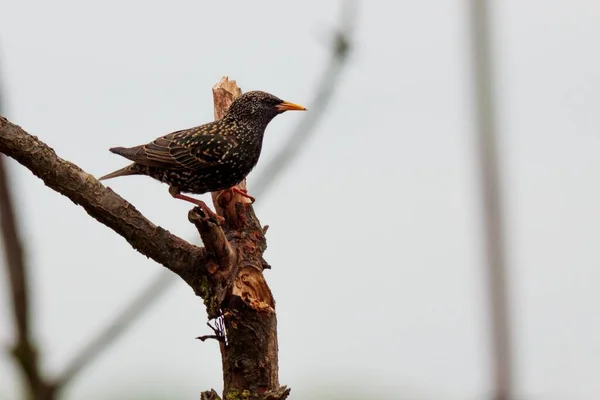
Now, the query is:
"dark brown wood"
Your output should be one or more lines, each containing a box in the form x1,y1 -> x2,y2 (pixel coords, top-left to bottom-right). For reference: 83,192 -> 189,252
216,202 -> 279,398
196,79 -> 287,399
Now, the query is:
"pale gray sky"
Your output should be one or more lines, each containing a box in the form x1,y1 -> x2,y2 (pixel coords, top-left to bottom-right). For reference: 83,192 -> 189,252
1,1 -> 599,399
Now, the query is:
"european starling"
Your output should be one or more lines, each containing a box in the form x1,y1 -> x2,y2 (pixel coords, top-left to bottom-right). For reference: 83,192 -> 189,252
99,91 -> 306,216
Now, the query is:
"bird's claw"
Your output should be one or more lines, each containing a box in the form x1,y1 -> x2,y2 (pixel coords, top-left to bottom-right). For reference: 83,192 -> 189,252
215,187 -> 255,205
198,203 -> 225,225
231,187 -> 255,203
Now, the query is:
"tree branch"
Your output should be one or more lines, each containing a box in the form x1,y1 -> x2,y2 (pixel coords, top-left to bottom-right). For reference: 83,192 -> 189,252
0,116 -> 209,290
188,209 -> 235,278
468,1 -> 513,399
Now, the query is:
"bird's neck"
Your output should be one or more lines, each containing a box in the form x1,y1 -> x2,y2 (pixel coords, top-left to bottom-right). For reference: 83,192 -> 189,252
227,114 -> 271,137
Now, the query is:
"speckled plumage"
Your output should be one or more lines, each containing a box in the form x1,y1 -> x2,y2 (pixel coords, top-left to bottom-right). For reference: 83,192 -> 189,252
99,91 -> 306,202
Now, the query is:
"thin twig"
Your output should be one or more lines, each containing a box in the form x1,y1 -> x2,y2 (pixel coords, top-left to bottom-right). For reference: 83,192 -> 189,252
196,319 -> 226,343
55,271 -> 176,386
196,335 -> 221,342
468,1 -> 513,399
251,0 -> 357,198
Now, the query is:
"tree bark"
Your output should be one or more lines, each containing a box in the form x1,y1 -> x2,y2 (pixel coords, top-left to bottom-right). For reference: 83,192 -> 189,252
201,78 -> 286,399
0,77 -> 287,400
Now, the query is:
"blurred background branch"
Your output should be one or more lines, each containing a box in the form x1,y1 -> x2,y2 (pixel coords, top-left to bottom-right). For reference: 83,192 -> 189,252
0,165 -> 55,399
54,272 -> 176,388
468,1 -> 513,400
252,0 -> 356,197
0,60 -> 57,399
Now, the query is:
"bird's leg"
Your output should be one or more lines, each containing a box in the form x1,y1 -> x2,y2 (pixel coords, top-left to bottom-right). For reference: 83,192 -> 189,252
215,187 -> 256,204
168,186 -> 224,224
231,187 -> 256,203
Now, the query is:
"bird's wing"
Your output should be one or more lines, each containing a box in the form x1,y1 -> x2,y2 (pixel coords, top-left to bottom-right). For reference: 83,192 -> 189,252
112,124 -> 239,170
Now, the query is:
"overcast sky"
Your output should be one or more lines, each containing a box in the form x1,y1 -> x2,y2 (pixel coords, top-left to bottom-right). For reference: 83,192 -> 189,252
1,1 -> 599,399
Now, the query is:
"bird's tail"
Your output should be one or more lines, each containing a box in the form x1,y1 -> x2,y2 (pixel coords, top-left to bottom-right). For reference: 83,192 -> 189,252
98,164 -> 138,181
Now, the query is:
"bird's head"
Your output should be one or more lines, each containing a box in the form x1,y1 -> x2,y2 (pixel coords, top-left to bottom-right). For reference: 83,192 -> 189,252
226,91 -> 306,126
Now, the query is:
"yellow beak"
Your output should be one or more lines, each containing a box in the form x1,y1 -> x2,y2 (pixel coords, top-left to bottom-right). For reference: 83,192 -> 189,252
276,101 -> 307,112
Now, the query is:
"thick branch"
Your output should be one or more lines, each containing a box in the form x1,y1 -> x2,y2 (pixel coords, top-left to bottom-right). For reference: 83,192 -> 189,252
196,78 -> 282,400
0,116 -> 209,289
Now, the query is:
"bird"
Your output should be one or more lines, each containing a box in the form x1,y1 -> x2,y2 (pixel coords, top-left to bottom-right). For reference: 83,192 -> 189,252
99,90 -> 306,219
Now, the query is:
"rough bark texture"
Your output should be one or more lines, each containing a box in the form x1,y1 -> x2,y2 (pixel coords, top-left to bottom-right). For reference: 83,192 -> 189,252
201,78 -> 285,399
0,77 -> 287,400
